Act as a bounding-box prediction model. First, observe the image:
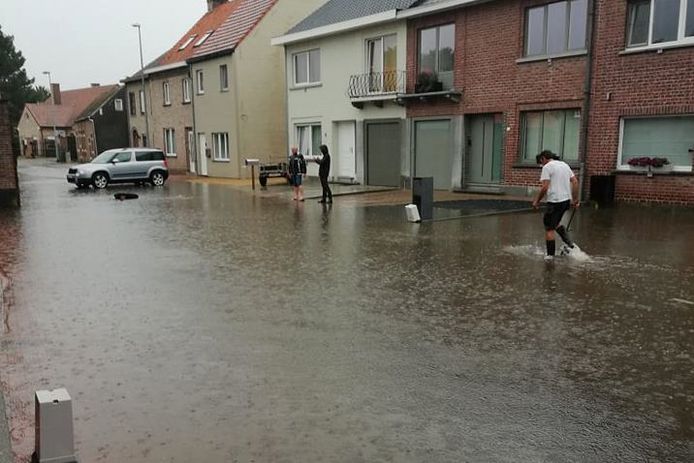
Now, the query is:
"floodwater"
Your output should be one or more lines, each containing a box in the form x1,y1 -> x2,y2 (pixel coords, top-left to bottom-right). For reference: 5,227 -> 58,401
0,160 -> 692,462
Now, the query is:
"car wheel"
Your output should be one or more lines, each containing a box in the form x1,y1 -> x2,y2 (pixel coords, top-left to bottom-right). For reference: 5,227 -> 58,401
92,173 -> 109,189
150,171 -> 166,187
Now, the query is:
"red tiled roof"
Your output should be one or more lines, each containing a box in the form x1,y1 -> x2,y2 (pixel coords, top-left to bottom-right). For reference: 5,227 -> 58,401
26,85 -> 120,128
193,0 -> 278,60
157,1 -> 244,67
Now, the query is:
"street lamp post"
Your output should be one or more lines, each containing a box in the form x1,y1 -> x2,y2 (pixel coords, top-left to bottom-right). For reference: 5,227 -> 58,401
42,71 -> 60,161
132,23 -> 150,147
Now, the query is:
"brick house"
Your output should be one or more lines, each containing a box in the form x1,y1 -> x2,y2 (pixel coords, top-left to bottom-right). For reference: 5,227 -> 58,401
0,98 -> 19,207
387,0 -> 692,204
587,0 -> 694,204
17,83 -> 128,162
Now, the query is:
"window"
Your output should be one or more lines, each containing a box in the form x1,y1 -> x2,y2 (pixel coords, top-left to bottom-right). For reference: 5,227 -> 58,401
112,151 -> 132,163
418,24 -> 455,90
220,65 -> 229,91
296,124 -> 322,157
139,90 -> 146,114
525,0 -> 588,56
182,78 -> 191,103
196,70 -> 204,95
293,49 -> 321,86
179,35 -> 197,51
619,116 -> 694,170
129,92 -> 136,116
114,99 -> 123,111
212,133 -> 229,161
163,81 -> 171,106
366,35 -> 398,92
194,31 -> 213,47
136,150 -> 166,162
627,0 -> 694,48
521,109 -> 581,163
163,128 -> 176,157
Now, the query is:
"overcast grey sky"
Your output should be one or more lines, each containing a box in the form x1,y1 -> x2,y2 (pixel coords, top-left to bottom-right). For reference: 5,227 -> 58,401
0,0 -> 207,91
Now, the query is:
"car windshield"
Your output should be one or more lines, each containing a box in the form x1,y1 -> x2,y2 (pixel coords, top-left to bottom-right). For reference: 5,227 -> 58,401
91,151 -> 118,164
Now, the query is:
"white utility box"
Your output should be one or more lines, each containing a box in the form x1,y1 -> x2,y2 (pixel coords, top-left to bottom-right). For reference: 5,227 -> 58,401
405,204 -> 421,223
34,389 -> 77,463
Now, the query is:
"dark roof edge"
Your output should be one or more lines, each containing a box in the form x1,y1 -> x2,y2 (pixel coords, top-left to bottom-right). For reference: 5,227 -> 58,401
187,48 -> 235,64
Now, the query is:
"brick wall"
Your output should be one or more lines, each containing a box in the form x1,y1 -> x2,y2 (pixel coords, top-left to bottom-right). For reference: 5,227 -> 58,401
588,0 -> 694,204
0,100 -> 20,206
406,0 -> 586,189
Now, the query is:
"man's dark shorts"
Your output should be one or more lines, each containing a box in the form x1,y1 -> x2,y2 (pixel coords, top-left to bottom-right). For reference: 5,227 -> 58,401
291,174 -> 303,186
543,200 -> 571,230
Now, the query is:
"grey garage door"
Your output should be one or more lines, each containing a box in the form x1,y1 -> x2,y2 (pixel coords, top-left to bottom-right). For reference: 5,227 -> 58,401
366,122 -> 401,187
414,120 -> 452,189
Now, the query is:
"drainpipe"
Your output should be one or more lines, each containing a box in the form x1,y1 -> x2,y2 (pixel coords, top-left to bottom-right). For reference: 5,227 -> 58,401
579,0 -> 597,203
190,63 -> 198,175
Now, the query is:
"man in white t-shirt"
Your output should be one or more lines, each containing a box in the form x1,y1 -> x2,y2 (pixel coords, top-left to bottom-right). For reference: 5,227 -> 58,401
532,150 -> 579,260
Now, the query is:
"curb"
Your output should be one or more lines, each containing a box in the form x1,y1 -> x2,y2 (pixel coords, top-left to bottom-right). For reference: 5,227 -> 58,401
0,392 -> 11,463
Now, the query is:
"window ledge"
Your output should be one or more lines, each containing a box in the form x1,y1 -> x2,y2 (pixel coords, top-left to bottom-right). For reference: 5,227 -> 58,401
220,88 -> 229,93
620,40 -> 694,55
290,82 -> 322,91
516,50 -> 587,64
166,154 -> 177,158
615,168 -> 693,175
213,158 -> 230,163
182,101 -> 191,105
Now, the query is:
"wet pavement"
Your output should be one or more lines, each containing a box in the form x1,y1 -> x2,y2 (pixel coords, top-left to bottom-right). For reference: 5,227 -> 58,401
0,159 -> 692,462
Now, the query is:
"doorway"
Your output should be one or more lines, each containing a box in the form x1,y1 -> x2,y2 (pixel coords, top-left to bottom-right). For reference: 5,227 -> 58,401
466,114 -> 503,186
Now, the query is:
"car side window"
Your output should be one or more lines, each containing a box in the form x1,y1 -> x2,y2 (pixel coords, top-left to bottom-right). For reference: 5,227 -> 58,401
113,152 -> 132,163
135,151 -> 152,162
152,151 -> 165,161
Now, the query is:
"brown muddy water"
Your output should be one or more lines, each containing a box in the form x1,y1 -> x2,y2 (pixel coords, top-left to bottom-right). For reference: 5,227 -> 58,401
0,160 -> 692,462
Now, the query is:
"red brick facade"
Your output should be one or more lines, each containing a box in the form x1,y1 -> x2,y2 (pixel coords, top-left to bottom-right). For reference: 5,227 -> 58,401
0,100 -> 20,207
588,0 -> 694,204
405,0 -> 694,204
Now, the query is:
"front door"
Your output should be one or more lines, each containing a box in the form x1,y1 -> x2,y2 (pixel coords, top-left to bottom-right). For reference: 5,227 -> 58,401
467,114 -> 502,185
186,128 -> 196,174
336,121 -> 356,181
366,121 -> 401,187
198,133 -> 208,176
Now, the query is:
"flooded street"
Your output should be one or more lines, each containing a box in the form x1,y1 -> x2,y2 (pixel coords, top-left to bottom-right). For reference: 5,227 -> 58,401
1,160 -> 693,462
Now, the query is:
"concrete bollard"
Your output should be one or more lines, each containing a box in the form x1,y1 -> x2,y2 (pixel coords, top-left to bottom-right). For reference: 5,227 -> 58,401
32,389 -> 78,463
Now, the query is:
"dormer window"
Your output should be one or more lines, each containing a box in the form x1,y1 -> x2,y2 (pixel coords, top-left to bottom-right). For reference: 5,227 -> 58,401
194,31 -> 214,47
179,35 -> 197,51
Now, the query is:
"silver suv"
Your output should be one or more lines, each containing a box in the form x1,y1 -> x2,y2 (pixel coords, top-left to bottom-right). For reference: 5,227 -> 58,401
67,148 -> 169,189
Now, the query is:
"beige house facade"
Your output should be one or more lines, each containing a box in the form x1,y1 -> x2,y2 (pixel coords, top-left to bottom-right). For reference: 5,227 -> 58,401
190,0 -> 328,178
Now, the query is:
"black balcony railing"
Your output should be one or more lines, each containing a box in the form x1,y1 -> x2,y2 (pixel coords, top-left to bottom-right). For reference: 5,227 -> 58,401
347,71 -> 406,99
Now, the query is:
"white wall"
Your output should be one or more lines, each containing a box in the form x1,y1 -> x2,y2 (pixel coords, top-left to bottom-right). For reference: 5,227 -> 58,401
284,21 -> 408,182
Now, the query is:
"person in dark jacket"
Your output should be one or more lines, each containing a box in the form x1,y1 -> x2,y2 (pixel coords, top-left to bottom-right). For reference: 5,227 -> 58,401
288,146 -> 307,201
315,144 -> 333,204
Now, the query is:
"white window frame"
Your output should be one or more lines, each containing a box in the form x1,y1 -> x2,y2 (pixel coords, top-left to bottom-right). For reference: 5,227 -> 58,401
292,49 -> 321,87
220,64 -> 229,91
520,109 -> 582,163
163,128 -> 176,157
523,0 -> 588,57
179,35 -> 197,51
194,31 -> 213,48
295,124 -> 322,157
182,78 -> 191,103
163,81 -> 171,106
617,115 -> 694,172
626,0 -> 694,50
139,90 -> 146,114
365,34 -> 398,94
196,70 -> 205,95
212,132 -> 229,161
114,99 -> 123,111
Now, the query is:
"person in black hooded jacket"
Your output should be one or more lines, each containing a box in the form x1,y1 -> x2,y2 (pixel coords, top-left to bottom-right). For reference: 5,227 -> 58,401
315,144 -> 333,204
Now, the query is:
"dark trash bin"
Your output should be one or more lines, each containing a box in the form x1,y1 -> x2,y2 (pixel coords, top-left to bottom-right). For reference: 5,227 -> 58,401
413,177 -> 434,221
590,175 -> 616,207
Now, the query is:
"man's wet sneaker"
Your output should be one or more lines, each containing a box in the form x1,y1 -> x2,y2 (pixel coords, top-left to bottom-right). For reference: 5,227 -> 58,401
559,244 -> 572,256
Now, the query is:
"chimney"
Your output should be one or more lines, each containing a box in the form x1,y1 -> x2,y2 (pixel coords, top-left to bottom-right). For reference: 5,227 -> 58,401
207,0 -> 226,12
90,83 -> 100,87
51,83 -> 61,105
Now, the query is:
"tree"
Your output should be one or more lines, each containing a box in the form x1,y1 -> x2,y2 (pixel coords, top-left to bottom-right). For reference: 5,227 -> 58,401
0,25 -> 50,154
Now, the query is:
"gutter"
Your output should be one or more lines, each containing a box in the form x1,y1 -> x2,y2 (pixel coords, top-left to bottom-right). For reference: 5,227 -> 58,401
396,0 -> 494,19
121,61 -> 188,83
578,0 -> 597,202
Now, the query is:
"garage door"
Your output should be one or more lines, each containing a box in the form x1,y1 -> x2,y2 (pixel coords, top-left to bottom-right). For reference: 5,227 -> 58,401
414,120 -> 452,190
366,121 -> 401,187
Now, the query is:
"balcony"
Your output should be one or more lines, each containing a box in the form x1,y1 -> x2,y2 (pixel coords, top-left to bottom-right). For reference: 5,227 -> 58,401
347,71 -> 406,109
